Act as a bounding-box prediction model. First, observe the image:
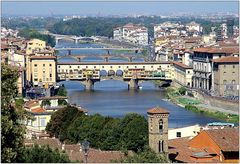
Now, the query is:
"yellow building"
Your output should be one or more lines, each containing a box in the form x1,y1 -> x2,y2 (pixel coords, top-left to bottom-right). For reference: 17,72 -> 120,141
26,39 -> 46,55
173,61 -> 193,87
24,100 -> 52,132
30,56 -> 57,88
26,39 -> 47,82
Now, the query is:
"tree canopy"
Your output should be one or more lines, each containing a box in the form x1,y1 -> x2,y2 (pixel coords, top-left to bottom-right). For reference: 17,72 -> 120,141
1,64 -> 26,162
46,107 -> 148,152
19,144 -> 70,163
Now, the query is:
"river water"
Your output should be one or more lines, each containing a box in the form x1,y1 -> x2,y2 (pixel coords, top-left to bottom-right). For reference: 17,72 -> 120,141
56,40 -> 219,128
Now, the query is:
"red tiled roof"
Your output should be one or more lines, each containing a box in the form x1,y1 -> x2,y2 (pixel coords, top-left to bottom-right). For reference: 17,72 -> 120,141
212,56 -> 239,63
172,61 -> 192,69
147,107 -> 169,114
31,107 -> 46,113
193,47 -> 239,54
205,128 -> 239,152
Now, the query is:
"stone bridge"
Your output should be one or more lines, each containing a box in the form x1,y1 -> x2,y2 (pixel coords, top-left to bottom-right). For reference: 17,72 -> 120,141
57,61 -> 173,90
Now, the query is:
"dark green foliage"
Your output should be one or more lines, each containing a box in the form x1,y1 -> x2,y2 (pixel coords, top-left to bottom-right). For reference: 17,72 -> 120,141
1,64 -> 26,162
18,28 -> 55,47
19,144 -> 70,163
178,86 -> 187,95
15,97 -> 24,109
41,100 -> 51,107
113,146 -> 169,163
47,108 -> 148,152
58,99 -> 68,106
46,106 -> 84,141
57,86 -> 67,96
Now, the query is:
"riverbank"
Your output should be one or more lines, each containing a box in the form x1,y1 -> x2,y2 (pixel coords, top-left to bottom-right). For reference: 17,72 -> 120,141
165,86 -> 239,123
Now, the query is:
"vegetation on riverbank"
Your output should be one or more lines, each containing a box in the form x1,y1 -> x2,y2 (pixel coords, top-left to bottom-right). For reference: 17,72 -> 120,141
165,86 -> 239,123
18,28 -> 56,47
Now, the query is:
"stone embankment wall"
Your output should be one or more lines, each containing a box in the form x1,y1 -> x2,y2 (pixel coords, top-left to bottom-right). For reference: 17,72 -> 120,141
190,90 -> 239,113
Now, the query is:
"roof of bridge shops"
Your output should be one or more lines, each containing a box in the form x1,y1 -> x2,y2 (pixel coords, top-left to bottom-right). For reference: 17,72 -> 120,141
57,61 -> 171,65
172,61 -> 192,69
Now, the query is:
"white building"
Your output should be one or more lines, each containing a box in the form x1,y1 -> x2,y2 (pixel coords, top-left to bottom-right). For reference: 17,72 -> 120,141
186,21 -> 203,33
168,124 -> 201,140
113,23 -> 148,45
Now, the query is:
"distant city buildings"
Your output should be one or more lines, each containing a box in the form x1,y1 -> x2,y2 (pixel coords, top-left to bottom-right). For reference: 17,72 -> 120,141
113,23 -> 148,46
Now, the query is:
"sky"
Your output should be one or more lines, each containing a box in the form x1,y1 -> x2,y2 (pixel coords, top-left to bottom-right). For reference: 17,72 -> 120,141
2,1 -> 238,16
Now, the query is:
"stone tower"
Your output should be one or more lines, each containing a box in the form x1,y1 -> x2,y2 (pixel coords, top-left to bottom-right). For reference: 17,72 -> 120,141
147,107 -> 169,154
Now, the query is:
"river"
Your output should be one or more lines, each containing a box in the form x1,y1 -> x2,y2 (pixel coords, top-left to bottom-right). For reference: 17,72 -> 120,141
56,40 -> 219,128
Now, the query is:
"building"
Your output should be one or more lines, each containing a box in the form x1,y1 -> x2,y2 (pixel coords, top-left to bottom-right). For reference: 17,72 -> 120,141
169,128 -> 239,163
24,100 -> 52,132
29,56 -> 57,88
168,124 -> 201,140
172,61 -> 193,88
38,96 -> 68,111
186,22 -> 203,33
148,107 -> 169,154
192,46 -> 239,91
113,23 -> 148,45
26,39 -> 47,82
212,56 -> 239,96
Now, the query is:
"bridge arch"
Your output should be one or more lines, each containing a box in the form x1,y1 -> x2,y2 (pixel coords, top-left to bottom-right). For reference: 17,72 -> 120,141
108,70 -> 115,76
100,70 -> 108,77
116,69 -> 124,77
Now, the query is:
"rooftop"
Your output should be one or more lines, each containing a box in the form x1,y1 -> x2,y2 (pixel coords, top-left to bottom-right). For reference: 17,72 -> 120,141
193,46 -> 239,54
205,128 -> 239,152
212,56 -> 239,63
30,56 -> 56,59
172,61 -> 192,69
38,96 -> 68,100
147,106 -> 169,114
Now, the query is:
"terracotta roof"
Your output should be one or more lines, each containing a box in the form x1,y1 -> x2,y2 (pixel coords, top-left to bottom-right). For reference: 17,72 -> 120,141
24,100 -> 40,109
30,56 -> 56,59
172,61 -> 192,69
193,47 -> 239,54
212,56 -> 239,63
25,138 -> 126,163
205,128 -> 239,152
147,107 -> 169,114
31,107 -> 47,113
169,137 -> 220,163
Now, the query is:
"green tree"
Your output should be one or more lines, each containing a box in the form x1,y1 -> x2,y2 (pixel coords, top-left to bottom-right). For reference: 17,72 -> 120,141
41,100 -> 51,107
1,64 -> 26,162
57,85 -> 67,97
58,99 -> 68,106
119,113 -> 148,152
178,86 -> 187,95
46,106 -> 84,140
19,144 -> 70,163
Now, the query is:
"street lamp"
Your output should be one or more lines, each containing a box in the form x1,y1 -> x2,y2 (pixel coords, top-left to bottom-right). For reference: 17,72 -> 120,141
82,140 -> 90,163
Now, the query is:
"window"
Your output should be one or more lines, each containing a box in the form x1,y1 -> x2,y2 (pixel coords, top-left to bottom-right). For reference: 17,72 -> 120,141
127,66 -> 129,68
43,64 -> 45,67
102,66 -> 104,68
86,66 -> 88,68
143,66 -> 145,69
78,66 -> 80,69
49,64 -> 52,67
223,80 -> 227,84
135,66 -> 137,68
34,78 -> 38,81
176,132 -> 181,137
159,119 -> 163,133
151,66 -> 153,68
159,140 -> 164,153
233,65 -> 235,68
58,66 -> 60,68
40,118 -> 46,127
110,66 -> 113,68
224,71 -> 226,74
69,66 -> 71,68
188,71 -> 190,74
119,66 -> 121,68
233,72 -> 235,74
94,66 -> 96,68
50,74 -> 52,77
34,64 -> 37,67
232,80 -> 235,85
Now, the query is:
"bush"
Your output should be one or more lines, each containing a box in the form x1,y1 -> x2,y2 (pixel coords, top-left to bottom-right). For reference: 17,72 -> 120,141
41,100 -> 51,107
178,87 -> 187,95
58,99 -> 68,106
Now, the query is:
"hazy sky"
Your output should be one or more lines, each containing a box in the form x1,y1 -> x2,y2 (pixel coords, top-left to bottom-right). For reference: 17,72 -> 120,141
2,1 -> 238,16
